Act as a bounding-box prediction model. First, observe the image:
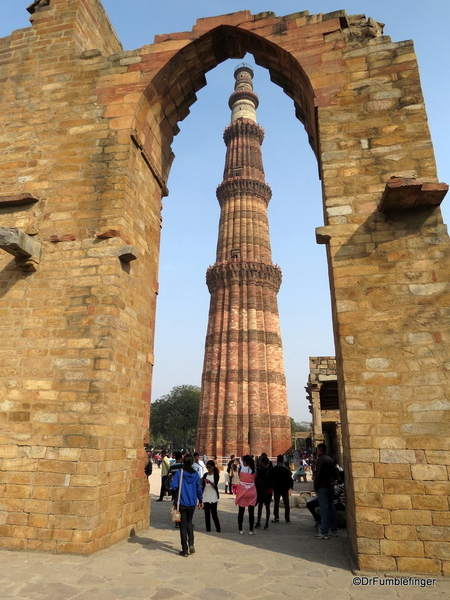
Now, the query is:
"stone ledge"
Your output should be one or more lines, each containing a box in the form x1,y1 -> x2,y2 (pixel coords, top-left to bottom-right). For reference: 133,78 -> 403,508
0,227 -> 42,271
379,177 -> 448,212
0,193 -> 39,207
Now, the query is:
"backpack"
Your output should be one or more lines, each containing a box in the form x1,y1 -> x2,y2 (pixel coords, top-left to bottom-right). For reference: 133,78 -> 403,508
144,460 -> 153,476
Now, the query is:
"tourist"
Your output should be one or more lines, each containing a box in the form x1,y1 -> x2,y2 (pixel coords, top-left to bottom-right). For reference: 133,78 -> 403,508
193,452 -> 206,478
230,458 -> 240,494
269,455 -> 293,523
255,455 -> 273,529
307,470 -> 345,528
156,450 -> 170,502
201,460 -> 221,533
293,462 -> 307,482
313,443 -> 338,540
170,454 -> 204,557
256,452 -> 273,470
235,454 -> 257,535
225,454 -> 235,494
306,495 -> 320,526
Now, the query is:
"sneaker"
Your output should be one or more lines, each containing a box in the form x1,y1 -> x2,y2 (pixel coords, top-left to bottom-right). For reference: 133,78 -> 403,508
249,531 -> 257,536
239,530 -> 244,535
156,499 -> 163,502
178,550 -> 189,557
271,518 -> 279,523
329,531 -> 339,537
264,524 -> 268,530
314,533 -> 329,540
189,546 -> 195,554
255,523 -> 261,529
285,519 -> 291,523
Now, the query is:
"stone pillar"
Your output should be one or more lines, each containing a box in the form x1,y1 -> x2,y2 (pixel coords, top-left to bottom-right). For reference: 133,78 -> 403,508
335,422 -> 343,467
310,384 -> 324,449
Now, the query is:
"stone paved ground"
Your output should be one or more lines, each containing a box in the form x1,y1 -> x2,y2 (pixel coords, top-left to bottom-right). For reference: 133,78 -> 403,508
0,469 -> 448,600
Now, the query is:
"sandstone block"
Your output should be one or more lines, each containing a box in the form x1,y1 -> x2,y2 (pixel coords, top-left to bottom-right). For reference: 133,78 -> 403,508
356,522 -> 385,539
23,499 -> 51,514
425,450 -> 450,465
380,449 -> 416,463
374,463 -> 411,479
356,507 -> 391,524
392,510 -> 432,525
352,477 -> 384,493
350,448 -> 379,462
412,496 -> 448,511
384,479 -> 424,495
385,525 -> 417,540
355,492 -> 382,507
358,554 -> 397,571
381,495 -> 412,510
433,512 -> 450,526
424,542 -> 450,560
357,537 -> 380,554
28,514 -> 49,528
396,557 -> 441,575
416,526 -> 450,541
380,539 -> 424,557
423,482 -> 450,497
411,464 -> 448,481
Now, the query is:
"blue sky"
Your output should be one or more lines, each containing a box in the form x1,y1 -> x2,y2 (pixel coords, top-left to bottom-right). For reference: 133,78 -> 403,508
3,1 -> 450,422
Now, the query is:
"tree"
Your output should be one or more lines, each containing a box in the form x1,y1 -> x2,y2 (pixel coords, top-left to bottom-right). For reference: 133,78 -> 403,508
150,385 -> 200,451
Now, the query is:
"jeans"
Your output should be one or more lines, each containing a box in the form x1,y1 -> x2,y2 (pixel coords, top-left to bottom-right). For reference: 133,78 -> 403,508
257,498 -> 271,527
306,497 -> 320,522
179,505 -> 196,552
273,489 -> 290,521
317,486 -> 337,536
158,475 -> 168,500
204,502 -> 221,532
238,505 -> 254,531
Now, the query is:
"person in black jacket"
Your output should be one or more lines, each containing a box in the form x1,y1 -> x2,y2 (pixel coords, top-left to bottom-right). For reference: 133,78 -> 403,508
313,443 -> 338,539
201,460 -> 221,533
268,454 -> 293,523
255,455 -> 272,529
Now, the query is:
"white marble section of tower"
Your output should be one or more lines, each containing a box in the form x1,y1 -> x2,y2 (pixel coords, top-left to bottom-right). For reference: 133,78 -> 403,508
230,65 -> 258,123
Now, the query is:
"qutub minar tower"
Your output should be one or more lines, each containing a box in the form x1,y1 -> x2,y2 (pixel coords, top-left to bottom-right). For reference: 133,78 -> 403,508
197,65 -> 291,457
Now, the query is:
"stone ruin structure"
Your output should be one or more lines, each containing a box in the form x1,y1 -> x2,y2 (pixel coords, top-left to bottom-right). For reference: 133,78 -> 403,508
306,356 -> 342,465
198,65 -> 291,458
0,0 -> 449,575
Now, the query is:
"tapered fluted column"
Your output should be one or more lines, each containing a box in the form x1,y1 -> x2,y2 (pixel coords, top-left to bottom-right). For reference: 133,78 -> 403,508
197,65 -> 291,457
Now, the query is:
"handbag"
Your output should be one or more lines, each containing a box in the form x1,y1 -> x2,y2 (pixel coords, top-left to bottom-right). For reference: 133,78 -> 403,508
168,469 -> 183,523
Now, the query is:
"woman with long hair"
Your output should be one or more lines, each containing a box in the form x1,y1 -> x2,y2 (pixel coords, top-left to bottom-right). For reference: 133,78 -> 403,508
201,460 -> 221,533
170,454 -> 204,557
235,455 -> 257,535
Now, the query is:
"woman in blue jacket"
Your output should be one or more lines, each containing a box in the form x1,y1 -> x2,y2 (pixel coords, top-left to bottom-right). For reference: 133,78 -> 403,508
171,454 -> 204,557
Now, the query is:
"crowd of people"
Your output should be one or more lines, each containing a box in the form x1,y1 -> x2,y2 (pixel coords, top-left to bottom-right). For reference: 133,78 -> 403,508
146,444 -> 345,556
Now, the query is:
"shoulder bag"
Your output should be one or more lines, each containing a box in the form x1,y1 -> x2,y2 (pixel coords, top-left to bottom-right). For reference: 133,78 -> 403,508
168,469 -> 183,523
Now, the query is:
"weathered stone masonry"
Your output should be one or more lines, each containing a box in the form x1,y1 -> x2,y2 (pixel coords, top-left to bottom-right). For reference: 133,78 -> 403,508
0,0 -> 449,574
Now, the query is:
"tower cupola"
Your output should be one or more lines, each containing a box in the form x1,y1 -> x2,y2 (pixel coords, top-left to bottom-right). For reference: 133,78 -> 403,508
229,63 -> 259,123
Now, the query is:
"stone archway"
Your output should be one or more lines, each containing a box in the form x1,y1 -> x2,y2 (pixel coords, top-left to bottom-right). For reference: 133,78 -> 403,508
0,0 -> 449,574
